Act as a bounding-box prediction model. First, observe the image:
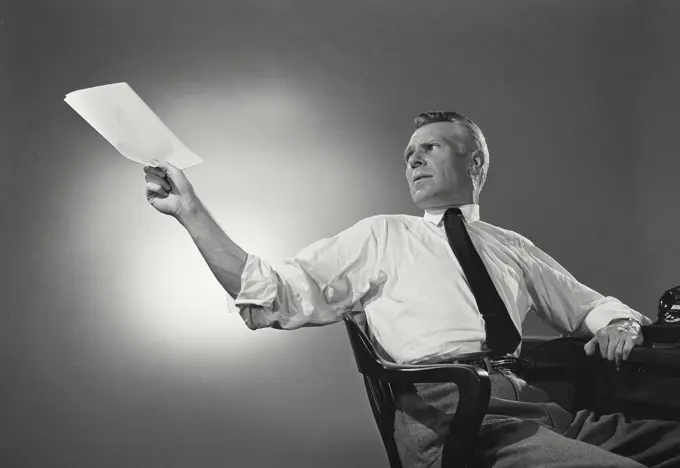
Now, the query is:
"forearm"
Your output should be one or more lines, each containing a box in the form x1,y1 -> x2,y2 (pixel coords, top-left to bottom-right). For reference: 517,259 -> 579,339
177,199 -> 248,300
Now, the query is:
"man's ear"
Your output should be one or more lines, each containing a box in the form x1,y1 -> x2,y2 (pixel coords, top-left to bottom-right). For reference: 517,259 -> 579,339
468,149 -> 484,176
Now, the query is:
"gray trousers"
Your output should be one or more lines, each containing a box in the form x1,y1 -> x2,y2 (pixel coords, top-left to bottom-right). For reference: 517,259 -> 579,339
393,371 -> 680,468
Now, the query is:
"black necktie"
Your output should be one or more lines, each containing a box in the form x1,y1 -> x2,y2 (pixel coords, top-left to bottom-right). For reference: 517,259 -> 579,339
443,207 -> 521,355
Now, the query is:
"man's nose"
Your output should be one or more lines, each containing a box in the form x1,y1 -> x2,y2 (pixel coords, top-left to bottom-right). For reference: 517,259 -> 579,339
409,150 -> 424,168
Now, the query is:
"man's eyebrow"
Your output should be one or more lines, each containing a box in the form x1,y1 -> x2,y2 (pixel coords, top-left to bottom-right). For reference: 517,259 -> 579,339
404,139 -> 444,157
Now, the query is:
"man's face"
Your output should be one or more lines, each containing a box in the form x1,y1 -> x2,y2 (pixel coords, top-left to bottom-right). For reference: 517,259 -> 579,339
404,122 -> 475,210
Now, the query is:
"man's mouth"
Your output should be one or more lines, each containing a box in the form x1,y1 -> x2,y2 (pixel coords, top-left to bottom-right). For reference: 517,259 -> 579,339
414,175 -> 431,183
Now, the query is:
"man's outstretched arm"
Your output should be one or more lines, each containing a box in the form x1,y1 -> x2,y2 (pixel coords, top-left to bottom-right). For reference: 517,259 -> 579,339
143,160 -> 248,300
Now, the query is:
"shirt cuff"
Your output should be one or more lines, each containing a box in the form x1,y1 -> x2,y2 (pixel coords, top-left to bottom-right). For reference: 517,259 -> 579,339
225,253 -> 278,314
583,296 -> 653,335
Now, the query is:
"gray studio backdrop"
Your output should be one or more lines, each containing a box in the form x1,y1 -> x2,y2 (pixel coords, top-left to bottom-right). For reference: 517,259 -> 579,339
2,1 -> 679,467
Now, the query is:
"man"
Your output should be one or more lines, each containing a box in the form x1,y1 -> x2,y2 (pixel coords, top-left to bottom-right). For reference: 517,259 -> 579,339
143,111 -> 679,467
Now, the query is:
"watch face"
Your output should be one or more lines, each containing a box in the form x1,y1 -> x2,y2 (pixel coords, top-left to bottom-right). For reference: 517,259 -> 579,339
658,286 -> 680,325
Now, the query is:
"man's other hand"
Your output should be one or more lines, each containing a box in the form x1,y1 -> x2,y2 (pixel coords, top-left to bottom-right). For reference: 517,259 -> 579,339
144,160 -> 198,220
584,318 -> 643,370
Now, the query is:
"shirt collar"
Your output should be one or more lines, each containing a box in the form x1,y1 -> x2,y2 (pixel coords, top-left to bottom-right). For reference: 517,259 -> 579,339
423,204 -> 480,226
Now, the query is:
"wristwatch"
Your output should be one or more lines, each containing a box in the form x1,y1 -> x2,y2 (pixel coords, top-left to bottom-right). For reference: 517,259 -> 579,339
609,317 -> 642,331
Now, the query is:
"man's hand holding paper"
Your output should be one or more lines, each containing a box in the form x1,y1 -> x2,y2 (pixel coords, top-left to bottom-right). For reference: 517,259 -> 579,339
144,160 -> 199,221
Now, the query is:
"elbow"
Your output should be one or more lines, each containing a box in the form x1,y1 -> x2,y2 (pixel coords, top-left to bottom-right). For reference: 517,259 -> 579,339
239,307 -> 269,331
243,319 -> 259,331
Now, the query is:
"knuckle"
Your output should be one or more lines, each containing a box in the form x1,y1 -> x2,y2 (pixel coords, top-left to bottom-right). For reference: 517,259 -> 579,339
146,168 -> 161,178
146,174 -> 166,186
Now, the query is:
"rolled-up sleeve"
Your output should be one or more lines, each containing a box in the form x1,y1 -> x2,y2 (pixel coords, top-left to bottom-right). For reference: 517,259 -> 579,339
519,237 -> 651,336
226,217 -> 380,330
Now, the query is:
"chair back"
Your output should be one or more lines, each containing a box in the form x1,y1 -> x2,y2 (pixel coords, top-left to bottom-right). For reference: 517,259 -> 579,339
343,311 -> 404,468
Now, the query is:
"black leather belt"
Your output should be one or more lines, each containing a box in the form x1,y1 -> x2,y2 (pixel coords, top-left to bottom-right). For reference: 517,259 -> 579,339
446,356 -> 530,374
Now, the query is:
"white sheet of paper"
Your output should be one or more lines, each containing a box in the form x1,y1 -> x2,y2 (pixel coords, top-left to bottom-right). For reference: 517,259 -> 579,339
65,82 -> 204,170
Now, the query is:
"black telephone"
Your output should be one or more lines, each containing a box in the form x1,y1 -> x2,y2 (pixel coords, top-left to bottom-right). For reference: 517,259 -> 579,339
643,286 -> 680,348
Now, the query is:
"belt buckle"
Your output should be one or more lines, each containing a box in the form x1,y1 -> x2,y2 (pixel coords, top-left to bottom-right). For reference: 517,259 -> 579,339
492,356 -> 528,374
451,355 -> 528,374
483,356 -> 509,373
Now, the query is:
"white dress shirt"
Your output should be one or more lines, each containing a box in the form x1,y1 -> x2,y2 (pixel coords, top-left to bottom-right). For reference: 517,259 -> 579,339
227,204 -> 651,364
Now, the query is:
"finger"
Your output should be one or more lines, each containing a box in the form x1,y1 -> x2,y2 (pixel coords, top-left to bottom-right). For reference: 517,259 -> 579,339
635,331 -> 644,347
146,181 -> 168,198
584,336 -> 598,355
598,333 -> 609,359
607,335 -> 619,362
145,173 -> 172,192
614,337 -> 626,369
622,338 -> 635,361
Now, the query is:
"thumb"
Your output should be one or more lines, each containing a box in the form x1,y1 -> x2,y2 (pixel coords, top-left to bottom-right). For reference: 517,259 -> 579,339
584,336 -> 598,355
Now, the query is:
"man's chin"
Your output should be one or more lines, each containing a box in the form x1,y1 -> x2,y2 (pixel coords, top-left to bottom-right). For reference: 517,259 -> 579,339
412,196 -> 437,211
413,195 -> 470,211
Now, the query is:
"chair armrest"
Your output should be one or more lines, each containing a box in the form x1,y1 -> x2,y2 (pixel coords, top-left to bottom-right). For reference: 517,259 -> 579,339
381,360 -> 489,381
379,361 -> 491,419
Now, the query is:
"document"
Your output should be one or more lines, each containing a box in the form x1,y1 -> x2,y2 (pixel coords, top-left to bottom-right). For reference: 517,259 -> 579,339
65,82 -> 204,170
